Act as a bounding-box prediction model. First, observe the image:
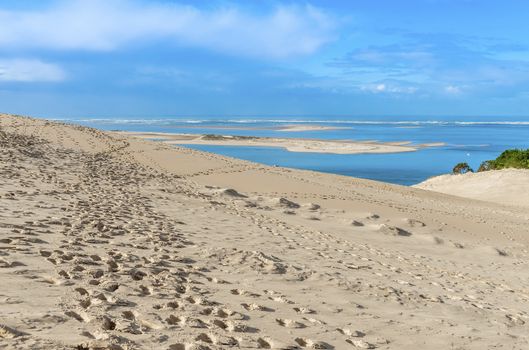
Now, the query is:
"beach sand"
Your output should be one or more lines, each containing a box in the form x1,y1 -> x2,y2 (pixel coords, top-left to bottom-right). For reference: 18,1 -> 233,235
414,168 -> 529,207
1,114 -> 529,349
119,131 -> 443,155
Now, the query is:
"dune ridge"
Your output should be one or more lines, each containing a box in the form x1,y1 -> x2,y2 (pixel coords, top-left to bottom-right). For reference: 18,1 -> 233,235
1,114 -> 529,349
415,169 -> 529,207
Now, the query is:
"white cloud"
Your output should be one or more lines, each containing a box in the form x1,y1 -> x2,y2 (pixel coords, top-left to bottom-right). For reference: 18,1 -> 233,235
0,0 -> 334,58
444,85 -> 462,94
0,59 -> 66,82
374,84 -> 387,92
361,83 -> 417,94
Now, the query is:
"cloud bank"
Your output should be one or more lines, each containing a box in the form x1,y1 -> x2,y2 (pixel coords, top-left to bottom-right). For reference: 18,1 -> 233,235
0,59 -> 65,82
329,33 -> 529,96
0,0 -> 334,59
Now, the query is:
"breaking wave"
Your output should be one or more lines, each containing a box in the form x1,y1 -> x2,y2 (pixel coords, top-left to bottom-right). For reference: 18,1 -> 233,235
55,117 -> 529,126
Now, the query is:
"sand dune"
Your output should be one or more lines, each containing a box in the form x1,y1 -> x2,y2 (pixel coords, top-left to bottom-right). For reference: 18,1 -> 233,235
1,114 -> 529,349
415,169 -> 529,207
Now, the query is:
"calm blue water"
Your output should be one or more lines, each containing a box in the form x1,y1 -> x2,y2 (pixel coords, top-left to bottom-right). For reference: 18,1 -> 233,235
60,116 -> 529,186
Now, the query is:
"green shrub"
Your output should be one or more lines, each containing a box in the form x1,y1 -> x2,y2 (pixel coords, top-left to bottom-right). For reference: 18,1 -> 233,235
477,160 -> 492,172
452,162 -> 473,174
202,134 -> 226,140
477,149 -> 529,172
201,134 -> 257,141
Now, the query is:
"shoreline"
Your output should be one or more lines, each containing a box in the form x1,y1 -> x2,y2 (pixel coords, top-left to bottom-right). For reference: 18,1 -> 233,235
117,131 -> 444,155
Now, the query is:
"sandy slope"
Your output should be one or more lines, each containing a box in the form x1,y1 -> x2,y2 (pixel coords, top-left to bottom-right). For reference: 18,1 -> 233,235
1,114 -> 529,350
415,169 -> 529,207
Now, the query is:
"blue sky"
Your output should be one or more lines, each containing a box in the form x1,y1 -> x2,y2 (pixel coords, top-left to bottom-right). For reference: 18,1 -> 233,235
1,0 -> 529,118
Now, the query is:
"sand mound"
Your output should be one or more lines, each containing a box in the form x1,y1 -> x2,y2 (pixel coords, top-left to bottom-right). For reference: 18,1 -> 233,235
414,169 -> 529,207
218,188 -> 247,198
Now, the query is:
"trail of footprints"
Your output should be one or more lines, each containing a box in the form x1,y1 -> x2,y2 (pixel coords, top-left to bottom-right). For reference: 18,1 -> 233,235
2,122 -> 529,349
0,128 -> 361,349
187,186 -> 529,348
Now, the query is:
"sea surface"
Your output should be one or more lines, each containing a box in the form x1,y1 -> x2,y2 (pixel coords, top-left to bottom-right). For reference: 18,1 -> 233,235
59,116 -> 529,186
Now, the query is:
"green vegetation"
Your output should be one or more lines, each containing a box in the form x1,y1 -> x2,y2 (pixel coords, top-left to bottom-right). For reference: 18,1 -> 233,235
202,134 -> 228,140
479,149 -> 529,171
477,160 -> 492,172
453,149 -> 529,174
202,134 -> 257,141
452,162 -> 473,174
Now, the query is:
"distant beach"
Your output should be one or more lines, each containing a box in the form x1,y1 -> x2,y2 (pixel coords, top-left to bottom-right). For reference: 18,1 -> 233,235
119,131 -> 444,155
66,117 -> 529,185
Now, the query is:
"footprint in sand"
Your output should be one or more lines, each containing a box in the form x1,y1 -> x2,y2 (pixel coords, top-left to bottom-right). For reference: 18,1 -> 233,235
75,287 -> 90,296
166,315 -> 186,326
166,301 -> 180,309
278,197 -> 300,209
0,324 -> 27,339
404,218 -> 426,228
346,339 -> 376,349
241,303 -> 274,312
79,298 -> 92,309
269,295 -> 294,304
65,310 -> 91,323
138,318 -> 163,330
307,203 -> 321,211
195,332 -> 215,344
122,310 -> 138,321
376,224 -> 412,237
168,344 -> 187,350
276,318 -> 306,328
293,307 -> 316,314
211,319 -> 235,331
187,318 -> 209,329
337,328 -> 365,337
231,288 -> 260,297
295,337 -> 334,349
257,337 -> 273,349
103,282 -> 120,292
101,316 -> 116,330
138,285 -> 153,296
215,308 -> 235,318
206,276 -> 229,284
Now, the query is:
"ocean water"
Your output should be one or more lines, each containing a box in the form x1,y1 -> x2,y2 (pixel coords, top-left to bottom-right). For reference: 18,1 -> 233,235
61,116 -> 529,186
